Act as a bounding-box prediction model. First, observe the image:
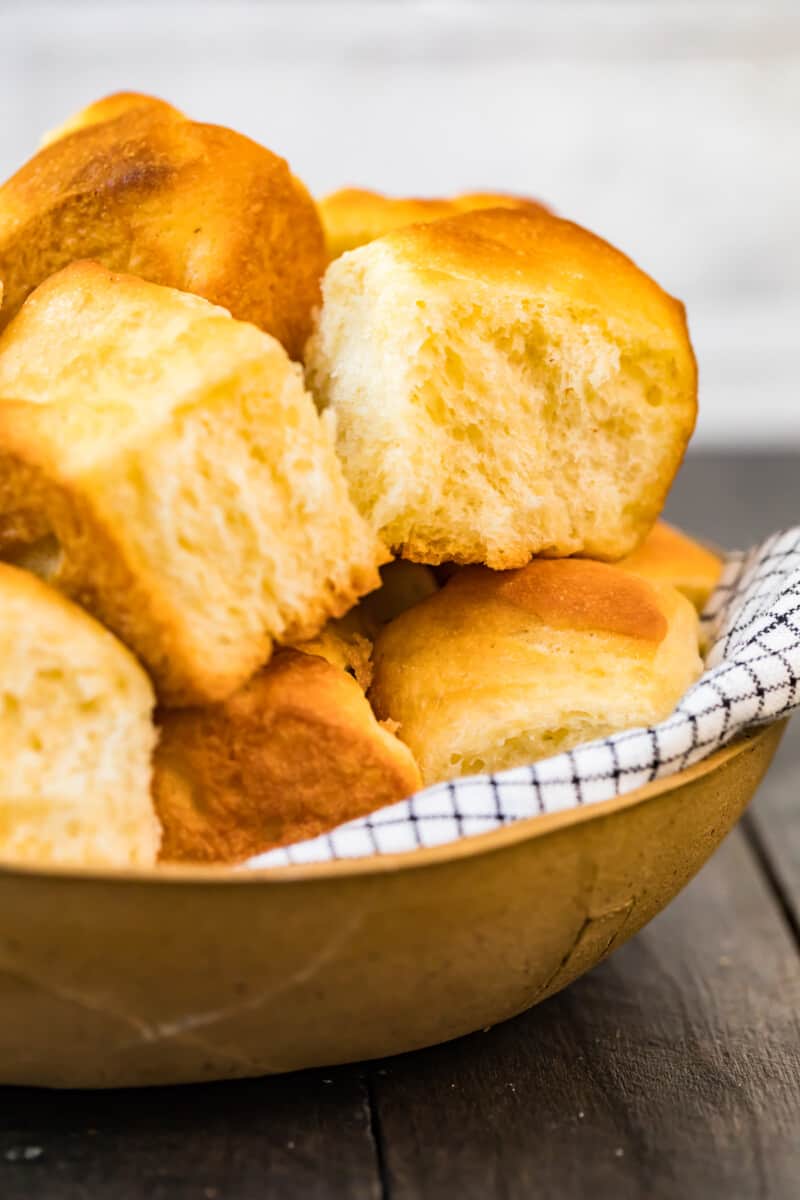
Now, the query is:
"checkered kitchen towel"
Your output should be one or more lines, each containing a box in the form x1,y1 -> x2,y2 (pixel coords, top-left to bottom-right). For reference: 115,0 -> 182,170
247,527 -> 800,868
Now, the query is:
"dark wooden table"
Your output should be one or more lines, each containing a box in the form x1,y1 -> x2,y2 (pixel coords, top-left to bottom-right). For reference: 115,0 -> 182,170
1,453 -> 798,1200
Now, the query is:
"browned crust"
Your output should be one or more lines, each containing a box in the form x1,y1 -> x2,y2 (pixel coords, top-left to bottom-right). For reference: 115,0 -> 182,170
442,560 -> 671,644
318,187 -> 551,258
153,650 -> 422,863
0,94 -> 325,360
387,207 -> 696,354
40,92 -> 183,146
619,520 -> 723,610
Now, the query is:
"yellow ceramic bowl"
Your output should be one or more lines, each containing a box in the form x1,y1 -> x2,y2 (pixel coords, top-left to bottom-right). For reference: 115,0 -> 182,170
0,721 -> 785,1088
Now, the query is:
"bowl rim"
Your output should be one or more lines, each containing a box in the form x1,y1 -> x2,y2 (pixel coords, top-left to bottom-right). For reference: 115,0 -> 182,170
0,723 -> 783,888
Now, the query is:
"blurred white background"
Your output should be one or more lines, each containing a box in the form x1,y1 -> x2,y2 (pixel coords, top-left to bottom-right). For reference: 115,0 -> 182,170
0,0 -> 798,448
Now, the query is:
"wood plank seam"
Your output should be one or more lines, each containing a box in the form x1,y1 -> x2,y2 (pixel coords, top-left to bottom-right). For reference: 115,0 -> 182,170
365,1071 -> 392,1200
741,811 -> 800,950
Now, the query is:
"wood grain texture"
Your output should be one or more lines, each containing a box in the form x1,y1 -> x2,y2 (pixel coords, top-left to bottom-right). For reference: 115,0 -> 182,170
367,826 -> 800,1200
0,2 -> 798,445
746,724 -> 800,944
0,1068 -> 381,1200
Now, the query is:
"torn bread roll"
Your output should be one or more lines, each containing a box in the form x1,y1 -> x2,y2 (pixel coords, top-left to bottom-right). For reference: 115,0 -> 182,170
0,262 -> 385,706
0,563 -> 159,867
619,520 -> 722,612
319,187 -> 550,259
370,559 -> 703,786
153,649 -> 422,864
0,91 -> 325,359
307,206 -> 697,568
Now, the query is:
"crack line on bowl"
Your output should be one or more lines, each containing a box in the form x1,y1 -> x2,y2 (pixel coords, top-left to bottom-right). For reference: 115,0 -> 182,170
117,907 -> 368,1052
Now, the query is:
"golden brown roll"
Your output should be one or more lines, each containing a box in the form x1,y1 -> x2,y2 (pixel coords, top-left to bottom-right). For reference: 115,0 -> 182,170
0,563 -> 159,868
39,91 -> 182,147
0,262 -> 385,706
618,520 -> 722,612
371,559 -> 703,786
0,91 -> 325,359
153,649 -> 422,864
307,207 -> 697,568
319,187 -> 550,259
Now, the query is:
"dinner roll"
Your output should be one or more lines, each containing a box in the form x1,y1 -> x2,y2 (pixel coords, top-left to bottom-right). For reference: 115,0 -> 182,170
319,187 -> 549,259
307,207 -> 697,567
619,520 -> 722,612
39,91 -> 182,147
0,262 -> 385,706
153,649 -> 422,864
0,563 -> 159,867
371,559 -> 703,786
0,92 -> 324,359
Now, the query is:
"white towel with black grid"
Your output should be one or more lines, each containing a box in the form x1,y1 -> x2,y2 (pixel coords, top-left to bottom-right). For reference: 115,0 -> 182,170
246,527 -> 800,869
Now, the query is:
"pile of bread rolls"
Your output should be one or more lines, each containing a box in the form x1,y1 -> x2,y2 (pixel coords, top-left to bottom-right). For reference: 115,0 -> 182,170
0,92 -> 722,868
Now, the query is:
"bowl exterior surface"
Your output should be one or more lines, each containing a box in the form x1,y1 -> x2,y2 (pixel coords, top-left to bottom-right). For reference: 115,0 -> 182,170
0,722 -> 784,1087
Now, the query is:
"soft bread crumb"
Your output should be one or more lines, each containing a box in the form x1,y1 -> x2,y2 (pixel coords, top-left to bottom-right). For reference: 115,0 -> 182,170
306,207 -> 697,567
0,262 -> 386,705
0,563 -> 159,867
